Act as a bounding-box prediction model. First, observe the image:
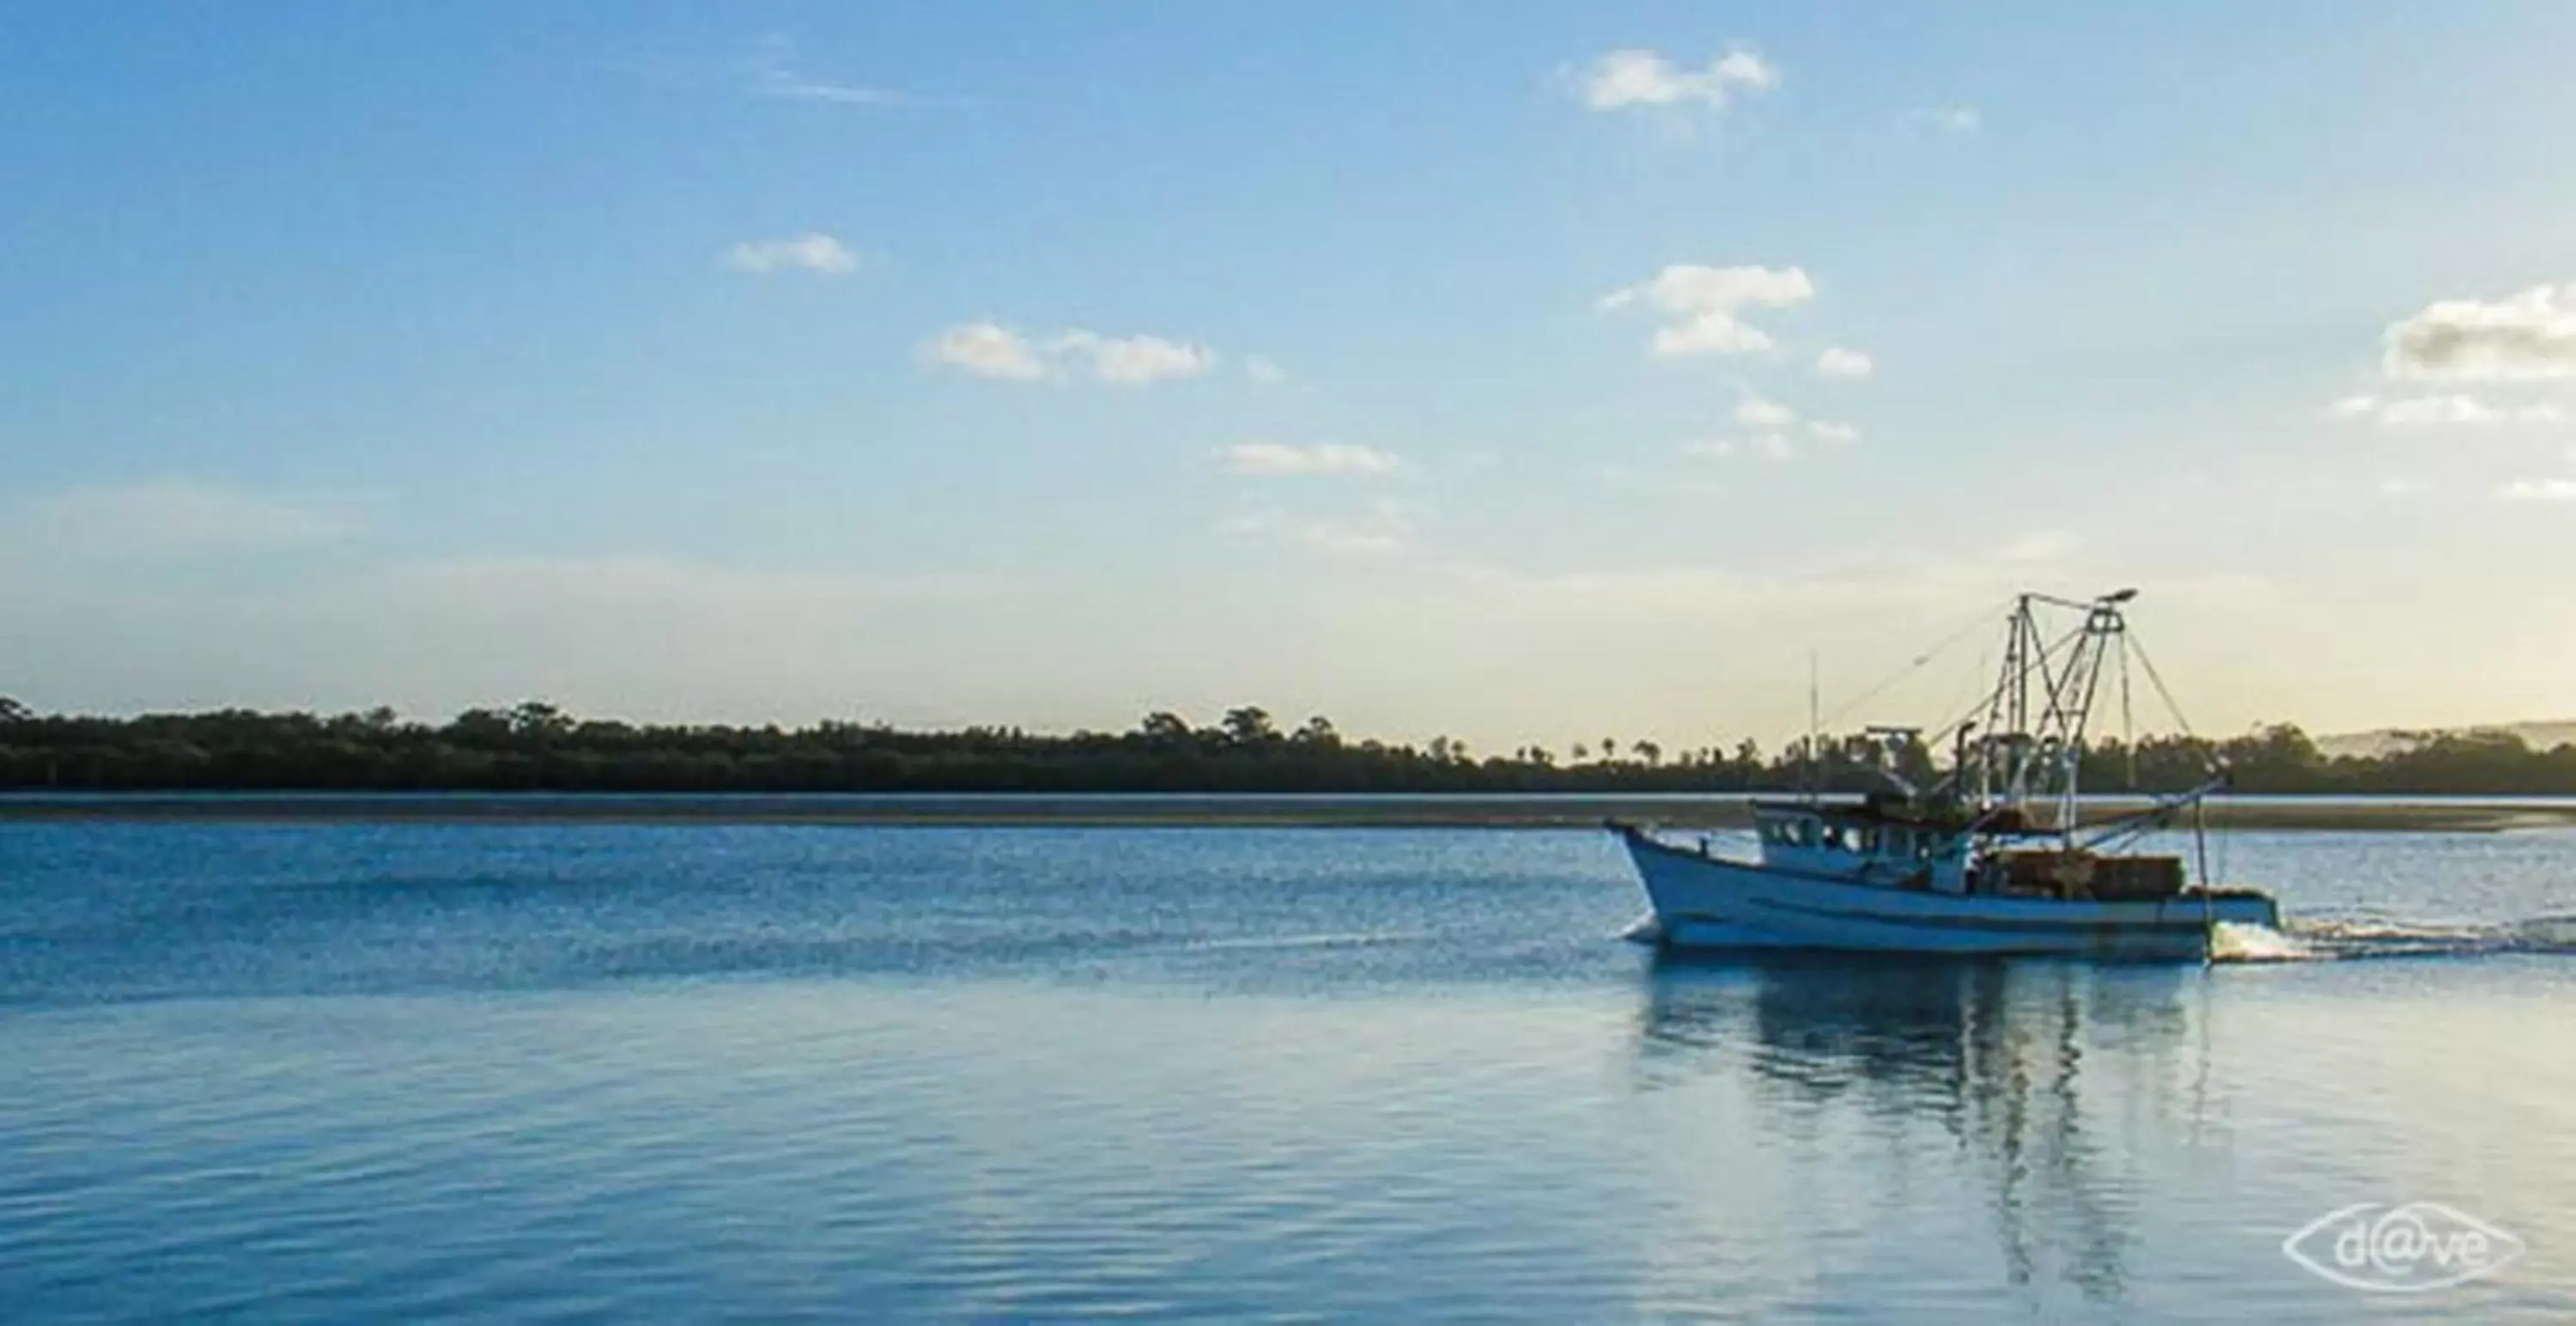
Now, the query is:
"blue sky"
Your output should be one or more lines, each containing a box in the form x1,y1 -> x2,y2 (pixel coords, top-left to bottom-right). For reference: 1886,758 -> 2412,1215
6,3 -> 2576,748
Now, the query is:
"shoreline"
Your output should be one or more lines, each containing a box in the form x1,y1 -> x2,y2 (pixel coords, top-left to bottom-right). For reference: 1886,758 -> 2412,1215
6,793 -> 2576,832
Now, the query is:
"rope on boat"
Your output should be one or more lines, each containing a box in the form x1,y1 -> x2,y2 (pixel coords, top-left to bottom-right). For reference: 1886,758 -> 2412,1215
1817,599 -> 2011,731
2124,631 -> 2215,766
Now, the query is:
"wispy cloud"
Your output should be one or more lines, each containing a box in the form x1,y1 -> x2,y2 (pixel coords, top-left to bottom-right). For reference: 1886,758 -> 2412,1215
1218,442 -> 1400,477
1600,264 -> 1814,357
12,478 -> 364,550
743,34 -> 906,107
924,323 -> 1218,385
1243,356 -> 1288,386
720,232 -> 859,276
1048,330 -> 1217,385
2500,477 -> 2576,501
1675,393 -> 1852,462
1224,498 -> 1414,557
1992,530 -> 2075,563
2328,392 -> 2567,426
1815,346 -> 1874,380
1685,433 -> 1796,462
1902,106 -> 1982,135
1681,404 -> 1856,464
1735,395 -> 1796,428
2384,283 -> 2576,381
1569,47 -> 1777,113
1419,535 -> 2144,634
377,553 -> 999,609
0,532 -> 1022,726
924,322 -> 1051,380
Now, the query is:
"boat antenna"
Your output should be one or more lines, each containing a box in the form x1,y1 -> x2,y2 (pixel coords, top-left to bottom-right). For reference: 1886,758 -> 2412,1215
1806,648 -> 1821,803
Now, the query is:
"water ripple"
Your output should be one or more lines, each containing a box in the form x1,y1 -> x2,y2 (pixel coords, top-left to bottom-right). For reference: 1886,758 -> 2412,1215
6,824 -> 2576,1320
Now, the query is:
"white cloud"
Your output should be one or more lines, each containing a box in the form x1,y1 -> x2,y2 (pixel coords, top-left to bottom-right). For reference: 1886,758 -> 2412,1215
1815,346 -> 1874,380
1600,264 -> 1814,358
1902,106 -> 1982,135
2385,283 -> 2576,381
13,478 -> 362,550
720,232 -> 858,276
766,77 -> 903,106
1572,46 -> 1777,113
1244,356 -> 1288,386
2347,393 -> 2567,426
1686,413 -> 1853,461
1992,531 -> 2075,563
1218,441 -> 1400,477
1685,433 -> 1796,462
2379,394 -> 2505,426
2378,477 -> 2433,496
1049,330 -> 1218,385
1224,499 -> 1413,557
743,34 -> 905,106
924,322 -> 1051,380
925,323 -> 1218,385
1735,396 -> 1796,428
2500,477 -> 2576,501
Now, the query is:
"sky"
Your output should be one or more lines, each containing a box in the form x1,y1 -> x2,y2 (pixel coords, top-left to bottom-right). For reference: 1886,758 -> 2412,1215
5,2 -> 2576,752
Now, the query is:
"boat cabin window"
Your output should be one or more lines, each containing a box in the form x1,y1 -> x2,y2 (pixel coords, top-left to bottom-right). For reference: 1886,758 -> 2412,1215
1765,813 -> 1899,852
1760,813 -> 1950,859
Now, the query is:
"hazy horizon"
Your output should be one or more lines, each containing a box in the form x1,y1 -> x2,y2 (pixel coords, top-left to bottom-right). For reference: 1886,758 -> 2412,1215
7,5 -> 2575,752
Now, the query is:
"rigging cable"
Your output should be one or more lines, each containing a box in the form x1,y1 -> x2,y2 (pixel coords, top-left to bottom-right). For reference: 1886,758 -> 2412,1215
1922,617 -> 2094,753
2124,615 -> 2237,911
1911,612 -> 2095,804
2119,632 -> 2137,789
2124,632 -> 2201,741
1818,599 -> 2013,731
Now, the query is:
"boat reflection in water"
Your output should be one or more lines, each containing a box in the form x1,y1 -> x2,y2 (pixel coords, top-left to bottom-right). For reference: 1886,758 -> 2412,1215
1633,954 -> 2206,1313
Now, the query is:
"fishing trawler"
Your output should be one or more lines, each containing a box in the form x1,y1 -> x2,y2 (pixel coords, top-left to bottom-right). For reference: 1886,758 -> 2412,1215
1613,590 -> 2281,959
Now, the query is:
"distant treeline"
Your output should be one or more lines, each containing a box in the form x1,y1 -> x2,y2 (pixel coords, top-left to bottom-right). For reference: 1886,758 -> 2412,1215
5,697 -> 2576,796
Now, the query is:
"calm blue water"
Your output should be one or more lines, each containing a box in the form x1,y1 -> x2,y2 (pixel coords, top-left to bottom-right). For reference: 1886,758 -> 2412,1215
5,824 -> 2575,1322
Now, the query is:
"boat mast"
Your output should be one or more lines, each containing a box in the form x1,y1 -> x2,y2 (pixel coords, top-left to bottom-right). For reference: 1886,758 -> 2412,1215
2042,593 -> 2129,842
1972,589 -> 2136,840
1975,597 -> 2031,808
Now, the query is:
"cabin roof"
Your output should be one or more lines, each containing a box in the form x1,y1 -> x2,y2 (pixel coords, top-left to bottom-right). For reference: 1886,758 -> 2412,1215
1748,796 -> 2055,836
1750,798 -> 1964,830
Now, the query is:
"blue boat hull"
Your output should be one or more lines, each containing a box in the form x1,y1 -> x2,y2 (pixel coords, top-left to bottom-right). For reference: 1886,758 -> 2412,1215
1618,826 -> 2280,960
